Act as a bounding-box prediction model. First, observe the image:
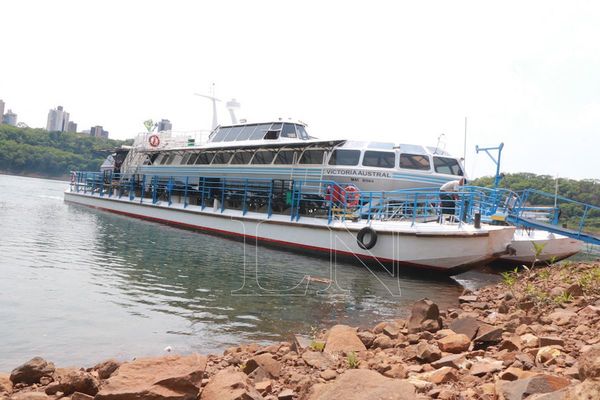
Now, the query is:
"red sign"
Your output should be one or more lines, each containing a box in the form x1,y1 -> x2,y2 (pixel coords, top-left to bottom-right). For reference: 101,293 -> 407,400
149,134 -> 160,147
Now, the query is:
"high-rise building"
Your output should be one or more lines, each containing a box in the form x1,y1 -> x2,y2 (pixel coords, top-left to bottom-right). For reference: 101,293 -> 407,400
157,119 -> 172,132
67,121 -> 78,133
0,100 -> 5,122
2,109 -> 18,126
46,105 -> 70,132
90,125 -> 109,138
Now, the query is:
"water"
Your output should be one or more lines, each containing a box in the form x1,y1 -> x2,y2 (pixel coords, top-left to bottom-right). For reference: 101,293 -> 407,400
0,174 -> 500,371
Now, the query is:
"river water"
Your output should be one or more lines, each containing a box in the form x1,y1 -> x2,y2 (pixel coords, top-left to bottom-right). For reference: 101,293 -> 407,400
0,174 -> 501,371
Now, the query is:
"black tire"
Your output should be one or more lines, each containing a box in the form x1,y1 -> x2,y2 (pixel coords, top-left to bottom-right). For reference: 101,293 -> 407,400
357,227 -> 378,250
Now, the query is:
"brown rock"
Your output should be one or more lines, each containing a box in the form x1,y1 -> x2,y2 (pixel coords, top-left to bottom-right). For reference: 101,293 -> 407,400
416,342 -> 442,363
307,369 -> 415,400
382,364 -> 407,379
95,354 -> 207,400
520,333 -> 539,348
498,367 -> 536,381
548,310 -> 577,326
10,357 -> 55,385
422,366 -> 458,384
291,334 -> 312,353
201,368 -> 262,400
382,323 -> 400,339
449,317 -> 480,340
431,354 -> 465,370
371,334 -> 393,349
93,359 -> 120,380
437,334 -> 471,353
319,370 -> 337,381
356,331 -> 375,348
302,351 -> 334,370
459,295 -> 478,303
0,373 -> 12,394
278,389 -> 294,400
565,283 -> 584,297
496,374 -> 570,400
255,380 -> 272,394
500,337 -> 522,352
9,392 -> 50,399
408,299 -> 441,333
579,344 -> 600,379
469,359 -> 503,376
474,325 -> 503,344
539,336 -> 565,347
243,354 -> 281,378
324,325 -> 366,354
72,393 -> 95,400
45,369 -> 99,396
564,379 -> 600,399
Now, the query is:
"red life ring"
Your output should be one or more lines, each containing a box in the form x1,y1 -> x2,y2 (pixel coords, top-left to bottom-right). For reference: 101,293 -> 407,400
149,134 -> 160,147
344,185 -> 360,207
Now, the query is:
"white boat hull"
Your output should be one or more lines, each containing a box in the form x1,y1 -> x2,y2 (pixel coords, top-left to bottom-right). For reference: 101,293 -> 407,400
499,229 -> 583,265
64,190 -> 515,275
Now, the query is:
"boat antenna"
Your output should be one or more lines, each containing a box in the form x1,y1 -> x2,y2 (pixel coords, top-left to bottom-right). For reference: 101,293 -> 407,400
463,116 -> 467,171
434,133 -> 446,154
194,83 -> 221,130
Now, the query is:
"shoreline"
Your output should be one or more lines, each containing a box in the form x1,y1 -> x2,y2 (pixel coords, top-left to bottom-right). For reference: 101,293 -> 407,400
0,171 -> 69,182
2,260 -> 600,399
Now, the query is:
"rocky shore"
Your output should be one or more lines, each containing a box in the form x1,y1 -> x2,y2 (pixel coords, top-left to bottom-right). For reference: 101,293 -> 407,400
3,261 -> 600,400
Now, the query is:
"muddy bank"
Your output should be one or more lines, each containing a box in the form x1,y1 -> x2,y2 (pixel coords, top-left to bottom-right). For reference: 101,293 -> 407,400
2,260 -> 600,400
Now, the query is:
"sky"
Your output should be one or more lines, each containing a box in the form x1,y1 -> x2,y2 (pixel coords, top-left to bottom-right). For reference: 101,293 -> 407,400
1,0 -> 599,179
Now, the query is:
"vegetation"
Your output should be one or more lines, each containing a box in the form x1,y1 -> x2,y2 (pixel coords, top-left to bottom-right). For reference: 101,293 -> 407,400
471,173 -> 600,232
0,124 -> 132,178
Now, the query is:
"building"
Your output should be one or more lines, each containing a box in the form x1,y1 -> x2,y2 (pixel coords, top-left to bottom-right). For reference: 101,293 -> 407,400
0,100 -> 5,121
46,105 -> 70,132
2,109 -> 18,126
157,119 -> 172,132
67,121 -> 78,133
90,125 -> 109,138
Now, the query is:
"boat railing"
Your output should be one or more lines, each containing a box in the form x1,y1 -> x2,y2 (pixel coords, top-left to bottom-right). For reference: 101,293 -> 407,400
69,171 -> 501,226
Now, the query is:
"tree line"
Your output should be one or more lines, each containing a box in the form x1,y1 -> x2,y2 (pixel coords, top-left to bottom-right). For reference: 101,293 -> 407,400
0,125 -> 131,178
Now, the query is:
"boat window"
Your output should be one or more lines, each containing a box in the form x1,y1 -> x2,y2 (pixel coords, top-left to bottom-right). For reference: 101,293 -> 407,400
158,154 -> 169,165
274,149 -> 298,164
400,154 -> 431,170
362,151 -> 395,168
281,123 -> 297,138
250,123 -> 273,140
296,125 -> 309,139
211,127 -> 229,142
195,152 -> 215,164
251,150 -> 277,164
212,152 -> 233,164
223,126 -> 244,142
165,154 -> 177,165
230,150 -> 254,164
264,123 -> 282,140
328,149 -> 361,166
236,125 -> 256,141
299,149 -> 325,164
180,153 -> 192,165
433,157 -> 463,176
187,153 -> 200,165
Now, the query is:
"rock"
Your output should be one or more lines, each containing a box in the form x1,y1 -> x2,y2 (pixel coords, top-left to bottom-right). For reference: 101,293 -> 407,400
95,354 -> 207,400
565,283 -> 584,297
536,346 -> 563,365
431,354 -> 465,370
319,369 -> 337,381
539,336 -> 565,347
416,342 -> 442,363
278,389 -> 294,400
499,367 -> 536,381
449,317 -> 480,340
474,325 -> 503,344
255,380 -> 272,394
564,379 -> 600,399
406,377 -> 433,393
371,334 -> 393,349
45,369 -> 99,396
302,351 -> 334,370
307,369 -> 416,400
408,299 -> 441,333
0,374 -> 12,394
469,359 -> 503,376
72,393 -> 95,400
382,364 -> 407,379
437,334 -> 471,353
201,368 -> 263,400
93,359 -> 121,380
500,337 -> 522,352
521,333 -> 539,348
324,325 -> 366,354
458,295 -> 478,303
382,323 -> 400,339
548,310 -> 577,326
9,392 -> 50,399
356,331 -> 375,348
496,374 -> 570,400
10,357 -> 56,385
579,344 -> 600,379
243,354 -> 281,378
291,334 -> 312,353
421,366 -> 458,384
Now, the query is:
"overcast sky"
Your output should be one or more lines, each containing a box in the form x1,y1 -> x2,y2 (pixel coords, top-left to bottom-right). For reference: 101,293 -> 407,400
1,0 -> 599,179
